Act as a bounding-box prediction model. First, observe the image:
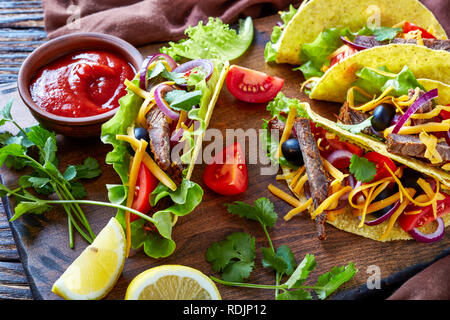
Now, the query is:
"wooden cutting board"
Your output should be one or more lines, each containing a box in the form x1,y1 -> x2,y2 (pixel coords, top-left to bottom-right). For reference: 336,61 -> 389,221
1,14 -> 449,300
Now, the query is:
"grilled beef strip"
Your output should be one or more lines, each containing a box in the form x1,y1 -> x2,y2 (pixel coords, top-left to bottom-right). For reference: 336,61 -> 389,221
267,116 -> 294,139
146,107 -> 171,171
294,118 -> 331,240
386,133 -> 450,162
353,36 -> 450,52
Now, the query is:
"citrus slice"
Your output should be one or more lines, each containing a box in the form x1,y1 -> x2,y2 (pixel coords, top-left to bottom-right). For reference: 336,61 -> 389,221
52,217 -> 126,300
125,265 -> 221,300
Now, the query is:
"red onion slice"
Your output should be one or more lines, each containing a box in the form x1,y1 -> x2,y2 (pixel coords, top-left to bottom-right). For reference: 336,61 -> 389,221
392,89 -> 438,134
154,84 -> 180,121
170,127 -> 184,143
409,217 -> 445,243
173,59 -> 214,81
326,149 -> 353,169
139,54 -> 178,90
360,200 -> 400,226
340,36 -> 369,51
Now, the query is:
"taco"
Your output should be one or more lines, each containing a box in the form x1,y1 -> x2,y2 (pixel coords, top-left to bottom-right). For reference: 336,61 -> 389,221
264,0 -> 448,92
264,93 -> 449,243
101,54 -> 228,259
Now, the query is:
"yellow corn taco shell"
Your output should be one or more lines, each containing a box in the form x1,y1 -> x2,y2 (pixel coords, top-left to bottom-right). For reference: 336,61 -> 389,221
310,44 -> 450,102
281,165 -> 450,241
280,102 -> 450,241
274,0 -> 447,65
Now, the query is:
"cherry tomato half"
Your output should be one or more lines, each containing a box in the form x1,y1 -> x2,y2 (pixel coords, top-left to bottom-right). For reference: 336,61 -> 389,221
403,21 -> 436,39
130,163 -> 159,222
363,152 -> 397,181
226,65 -> 284,103
398,193 -> 450,231
330,45 -> 358,68
203,142 -> 248,196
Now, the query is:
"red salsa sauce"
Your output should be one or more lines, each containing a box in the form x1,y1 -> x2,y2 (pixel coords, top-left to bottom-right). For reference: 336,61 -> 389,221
30,50 -> 135,118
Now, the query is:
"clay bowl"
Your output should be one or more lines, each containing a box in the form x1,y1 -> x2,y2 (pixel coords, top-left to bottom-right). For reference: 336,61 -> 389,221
17,33 -> 143,138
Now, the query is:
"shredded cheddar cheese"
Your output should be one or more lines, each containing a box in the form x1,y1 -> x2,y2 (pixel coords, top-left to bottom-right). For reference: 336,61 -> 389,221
268,184 -> 301,207
351,86 -> 394,112
310,186 -> 352,219
419,131 -> 443,164
277,105 -> 297,159
283,198 -> 313,221
116,134 -> 177,191
384,121 -> 450,137
124,139 -> 148,257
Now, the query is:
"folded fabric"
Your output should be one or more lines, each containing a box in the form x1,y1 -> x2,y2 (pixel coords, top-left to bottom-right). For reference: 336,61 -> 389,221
42,0 -> 300,46
388,255 -> 450,300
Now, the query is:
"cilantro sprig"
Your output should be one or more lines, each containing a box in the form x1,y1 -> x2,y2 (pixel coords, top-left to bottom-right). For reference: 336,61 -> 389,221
0,100 -> 161,248
349,154 -> 377,183
206,198 -> 358,300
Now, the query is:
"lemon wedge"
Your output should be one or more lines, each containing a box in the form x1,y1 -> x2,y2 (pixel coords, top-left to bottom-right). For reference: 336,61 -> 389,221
52,217 -> 126,300
125,265 -> 221,300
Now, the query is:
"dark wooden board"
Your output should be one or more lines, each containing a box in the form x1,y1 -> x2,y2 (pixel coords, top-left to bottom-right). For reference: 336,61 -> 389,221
1,14 -> 449,300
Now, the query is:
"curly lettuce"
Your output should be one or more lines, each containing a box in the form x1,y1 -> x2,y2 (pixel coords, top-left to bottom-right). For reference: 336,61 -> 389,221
264,5 -> 297,63
161,17 -> 253,62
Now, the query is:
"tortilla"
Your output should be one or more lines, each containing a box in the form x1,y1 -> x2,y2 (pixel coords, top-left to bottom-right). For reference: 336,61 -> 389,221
274,0 -> 447,65
280,103 -> 450,241
310,44 -> 450,102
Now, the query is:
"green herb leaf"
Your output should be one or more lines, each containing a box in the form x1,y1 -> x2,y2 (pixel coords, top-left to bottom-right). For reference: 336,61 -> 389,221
284,253 -> 317,288
276,289 -> 312,300
10,200 -> 52,221
206,232 -> 256,282
349,154 -> 377,183
336,116 -> 373,134
0,99 -> 13,122
164,90 -> 202,111
73,157 -> 102,180
315,262 -> 358,299
266,92 -> 309,122
226,197 -> 278,229
261,247 -> 289,275
372,27 -> 402,42
69,181 -> 86,199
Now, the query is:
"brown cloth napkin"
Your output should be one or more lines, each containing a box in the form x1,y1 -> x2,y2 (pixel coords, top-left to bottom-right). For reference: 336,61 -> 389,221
388,255 -> 450,300
42,0 -> 301,46
42,0 -> 449,46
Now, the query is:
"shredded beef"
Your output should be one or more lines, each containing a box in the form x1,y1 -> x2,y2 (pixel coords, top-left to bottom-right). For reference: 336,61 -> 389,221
147,107 -> 171,171
353,36 -> 450,51
386,133 -> 450,162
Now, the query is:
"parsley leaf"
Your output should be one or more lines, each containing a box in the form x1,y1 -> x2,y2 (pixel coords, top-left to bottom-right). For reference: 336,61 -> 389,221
206,232 -> 255,282
284,253 -> 317,288
226,197 -> 278,229
164,90 -> 202,112
276,289 -> 312,300
262,245 -> 296,276
349,154 -> 376,183
372,27 -> 402,42
315,262 -> 358,299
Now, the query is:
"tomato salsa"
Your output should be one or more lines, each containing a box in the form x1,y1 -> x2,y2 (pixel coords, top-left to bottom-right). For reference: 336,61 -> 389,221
30,50 -> 135,118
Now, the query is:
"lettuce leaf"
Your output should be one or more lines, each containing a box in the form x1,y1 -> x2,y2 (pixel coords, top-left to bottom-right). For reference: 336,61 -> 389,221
353,65 -> 425,101
264,5 -> 297,62
161,17 -> 253,62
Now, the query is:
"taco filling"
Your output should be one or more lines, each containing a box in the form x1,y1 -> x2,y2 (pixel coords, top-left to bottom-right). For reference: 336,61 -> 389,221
340,66 -> 450,171
101,54 -> 228,258
265,93 -> 450,243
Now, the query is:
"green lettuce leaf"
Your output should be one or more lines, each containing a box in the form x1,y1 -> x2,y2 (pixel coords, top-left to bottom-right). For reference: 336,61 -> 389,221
264,5 -> 297,62
353,65 -> 425,101
161,17 -> 253,62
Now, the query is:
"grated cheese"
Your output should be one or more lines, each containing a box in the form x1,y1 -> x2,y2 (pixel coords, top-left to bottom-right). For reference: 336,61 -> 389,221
311,186 -> 352,219
419,131 -> 443,164
283,198 -> 313,221
277,105 -> 297,159
268,184 -> 301,207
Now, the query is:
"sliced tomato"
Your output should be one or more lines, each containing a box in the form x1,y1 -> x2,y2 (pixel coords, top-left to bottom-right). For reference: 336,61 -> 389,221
403,21 -> 436,39
439,105 -> 450,120
363,152 -> 397,181
330,45 -> 358,68
203,142 -> 248,196
398,193 -> 450,231
226,65 -> 284,103
130,163 -> 159,222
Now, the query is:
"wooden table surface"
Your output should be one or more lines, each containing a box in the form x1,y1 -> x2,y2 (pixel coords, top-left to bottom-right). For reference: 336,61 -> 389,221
1,0 -> 449,301
0,0 -> 45,300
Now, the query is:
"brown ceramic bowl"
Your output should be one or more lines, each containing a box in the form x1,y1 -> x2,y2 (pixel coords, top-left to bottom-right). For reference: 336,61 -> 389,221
17,33 -> 143,138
